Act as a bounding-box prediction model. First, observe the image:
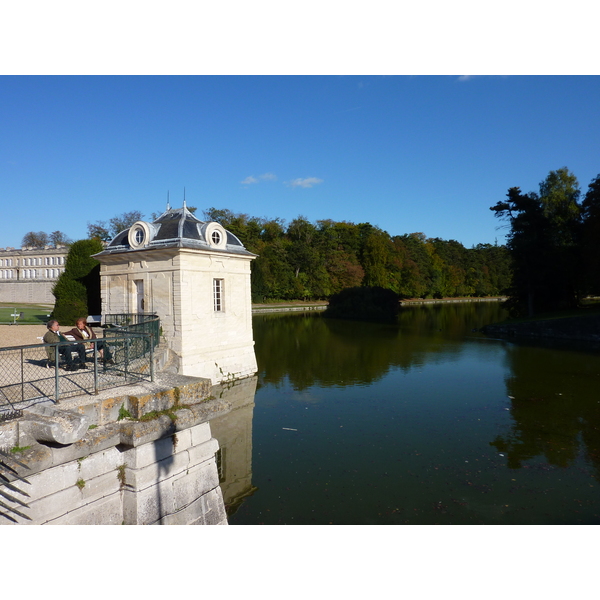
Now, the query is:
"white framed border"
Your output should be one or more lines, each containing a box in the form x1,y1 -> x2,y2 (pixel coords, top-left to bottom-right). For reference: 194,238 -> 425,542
128,221 -> 152,249
205,222 -> 228,249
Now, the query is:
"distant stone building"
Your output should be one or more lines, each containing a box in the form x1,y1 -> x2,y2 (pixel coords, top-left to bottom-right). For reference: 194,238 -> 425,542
93,204 -> 258,385
0,246 -> 68,303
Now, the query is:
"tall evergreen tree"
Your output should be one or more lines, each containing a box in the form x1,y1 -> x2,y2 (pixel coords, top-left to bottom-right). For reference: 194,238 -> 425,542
491,187 -> 553,316
52,238 -> 104,325
539,168 -> 582,309
491,168 -> 582,316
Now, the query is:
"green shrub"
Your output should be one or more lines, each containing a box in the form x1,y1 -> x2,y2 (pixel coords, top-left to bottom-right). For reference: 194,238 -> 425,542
52,238 -> 103,325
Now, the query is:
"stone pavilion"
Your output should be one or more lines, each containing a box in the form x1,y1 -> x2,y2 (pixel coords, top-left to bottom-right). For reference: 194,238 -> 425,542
93,203 -> 258,384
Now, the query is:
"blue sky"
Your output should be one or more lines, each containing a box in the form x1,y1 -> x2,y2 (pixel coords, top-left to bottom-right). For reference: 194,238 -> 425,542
2,75 -> 600,250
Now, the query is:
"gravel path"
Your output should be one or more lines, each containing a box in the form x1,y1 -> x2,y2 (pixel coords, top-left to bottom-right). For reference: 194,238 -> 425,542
0,323 -> 102,348
0,325 -> 48,348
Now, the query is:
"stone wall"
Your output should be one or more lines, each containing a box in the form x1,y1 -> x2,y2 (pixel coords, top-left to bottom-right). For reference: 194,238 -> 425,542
0,280 -> 56,304
0,421 -> 226,525
0,375 -> 232,525
99,246 -> 257,384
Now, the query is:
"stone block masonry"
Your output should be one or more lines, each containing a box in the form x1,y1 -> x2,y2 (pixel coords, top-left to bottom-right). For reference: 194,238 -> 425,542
94,206 -> 259,386
0,375 -> 230,525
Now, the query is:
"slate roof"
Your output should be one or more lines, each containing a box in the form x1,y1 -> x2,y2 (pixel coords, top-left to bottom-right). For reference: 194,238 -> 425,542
95,204 -> 255,257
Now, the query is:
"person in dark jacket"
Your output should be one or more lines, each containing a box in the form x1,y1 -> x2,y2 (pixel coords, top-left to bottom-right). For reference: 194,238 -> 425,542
66,317 -> 114,364
43,319 -> 87,370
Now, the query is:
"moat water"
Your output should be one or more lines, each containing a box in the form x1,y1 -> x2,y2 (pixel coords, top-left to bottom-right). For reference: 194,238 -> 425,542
225,302 -> 600,525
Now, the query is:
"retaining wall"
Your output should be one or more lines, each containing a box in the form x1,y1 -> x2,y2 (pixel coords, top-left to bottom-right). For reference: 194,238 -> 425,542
0,281 -> 56,304
0,375 -> 233,525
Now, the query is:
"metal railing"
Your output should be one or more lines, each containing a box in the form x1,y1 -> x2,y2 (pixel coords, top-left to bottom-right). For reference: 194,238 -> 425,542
104,313 -> 160,348
103,313 -> 160,372
0,330 -> 155,411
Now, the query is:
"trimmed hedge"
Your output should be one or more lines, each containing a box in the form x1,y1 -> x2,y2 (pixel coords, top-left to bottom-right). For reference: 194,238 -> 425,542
52,239 -> 103,325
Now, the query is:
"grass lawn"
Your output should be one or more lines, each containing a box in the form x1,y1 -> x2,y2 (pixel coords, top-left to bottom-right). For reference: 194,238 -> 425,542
0,303 -> 53,324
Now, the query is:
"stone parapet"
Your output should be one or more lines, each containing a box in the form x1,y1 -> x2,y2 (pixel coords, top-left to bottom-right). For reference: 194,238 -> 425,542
21,403 -> 89,444
0,374 -> 233,525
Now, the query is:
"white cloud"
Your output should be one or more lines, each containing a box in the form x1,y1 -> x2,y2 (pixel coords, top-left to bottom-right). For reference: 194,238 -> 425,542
287,177 -> 324,188
241,172 -> 277,185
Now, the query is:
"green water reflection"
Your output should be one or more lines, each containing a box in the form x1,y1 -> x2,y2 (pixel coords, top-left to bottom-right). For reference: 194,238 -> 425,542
226,302 -> 600,524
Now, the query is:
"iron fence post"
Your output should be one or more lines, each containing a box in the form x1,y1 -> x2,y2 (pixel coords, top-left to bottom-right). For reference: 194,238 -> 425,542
125,332 -> 129,379
20,347 -> 24,403
54,344 -> 60,402
93,339 -> 98,395
150,333 -> 155,382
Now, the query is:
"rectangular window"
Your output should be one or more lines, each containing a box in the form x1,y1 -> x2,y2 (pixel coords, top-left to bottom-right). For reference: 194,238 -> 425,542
213,278 -> 224,312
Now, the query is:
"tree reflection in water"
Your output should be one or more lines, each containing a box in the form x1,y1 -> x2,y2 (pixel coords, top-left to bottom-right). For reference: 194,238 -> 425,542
233,302 -> 600,524
490,339 -> 600,477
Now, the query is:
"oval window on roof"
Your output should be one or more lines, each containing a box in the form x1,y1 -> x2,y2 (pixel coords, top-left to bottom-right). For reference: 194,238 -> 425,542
206,222 -> 227,249
128,221 -> 152,249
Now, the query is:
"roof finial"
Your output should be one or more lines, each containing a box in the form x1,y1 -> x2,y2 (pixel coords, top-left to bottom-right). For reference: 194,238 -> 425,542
183,187 -> 187,209
166,191 -> 171,210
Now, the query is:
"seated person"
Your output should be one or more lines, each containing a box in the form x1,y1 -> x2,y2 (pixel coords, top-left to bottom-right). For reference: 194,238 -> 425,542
43,319 -> 87,370
66,317 -> 114,364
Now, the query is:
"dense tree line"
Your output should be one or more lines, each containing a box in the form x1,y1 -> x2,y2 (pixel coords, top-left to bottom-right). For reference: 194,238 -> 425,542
491,167 -> 600,316
202,208 -> 512,303
44,165 -> 600,317
82,207 -> 511,306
